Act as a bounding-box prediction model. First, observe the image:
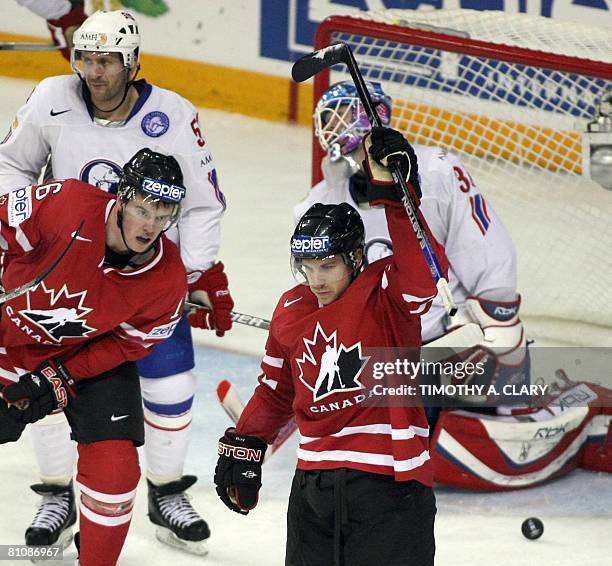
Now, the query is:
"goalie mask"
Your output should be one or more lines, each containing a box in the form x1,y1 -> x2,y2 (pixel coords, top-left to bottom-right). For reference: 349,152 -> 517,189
71,10 -> 140,76
291,202 -> 365,285
117,148 -> 185,233
314,81 -> 392,158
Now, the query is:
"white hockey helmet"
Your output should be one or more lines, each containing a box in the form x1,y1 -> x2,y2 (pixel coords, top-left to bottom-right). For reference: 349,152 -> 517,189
71,10 -> 140,71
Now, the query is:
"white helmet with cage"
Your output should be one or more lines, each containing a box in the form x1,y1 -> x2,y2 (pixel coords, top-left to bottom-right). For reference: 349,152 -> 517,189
71,10 -> 140,73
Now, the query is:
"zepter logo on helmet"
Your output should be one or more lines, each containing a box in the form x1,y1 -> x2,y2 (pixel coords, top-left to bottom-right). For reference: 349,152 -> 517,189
117,148 -> 186,232
71,10 -> 140,75
314,81 -> 392,158
291,202 -> 365,285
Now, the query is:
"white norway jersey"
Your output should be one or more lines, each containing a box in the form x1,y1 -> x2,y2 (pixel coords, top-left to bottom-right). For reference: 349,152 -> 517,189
0,75 -> 225,274
294,146 -> 518,341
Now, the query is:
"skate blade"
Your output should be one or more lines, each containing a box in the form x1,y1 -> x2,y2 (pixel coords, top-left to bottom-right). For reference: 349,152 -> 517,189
154,526 -> 209,557
30,528 -> 74,564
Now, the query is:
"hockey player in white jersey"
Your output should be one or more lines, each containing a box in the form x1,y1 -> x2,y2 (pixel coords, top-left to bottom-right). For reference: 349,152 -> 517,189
294,81 -> 529,428
0,10 -> 230,555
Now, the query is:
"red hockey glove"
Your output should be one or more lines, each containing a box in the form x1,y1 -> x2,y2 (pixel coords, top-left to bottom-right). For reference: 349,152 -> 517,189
362,127 -> 421,207
0,360 -> 75,424
214,427 -> 267,515
188,262 -> 234,337
47,1 -> 87,62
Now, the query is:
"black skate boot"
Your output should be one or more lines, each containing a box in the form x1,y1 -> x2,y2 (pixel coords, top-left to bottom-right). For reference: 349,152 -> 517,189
25,481 -> 77,551
147,475 -> 210,556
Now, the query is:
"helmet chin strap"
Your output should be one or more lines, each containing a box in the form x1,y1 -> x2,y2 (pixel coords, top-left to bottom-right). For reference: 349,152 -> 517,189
90,64 -> 140,115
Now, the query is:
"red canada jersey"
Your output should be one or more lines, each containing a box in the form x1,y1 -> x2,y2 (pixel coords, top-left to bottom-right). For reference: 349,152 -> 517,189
237,206 -> 447,484
0,179 -> 186,380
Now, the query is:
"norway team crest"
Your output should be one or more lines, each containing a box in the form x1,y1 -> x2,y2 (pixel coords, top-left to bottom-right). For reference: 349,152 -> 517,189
19,282 -> 96,342
296,322 -> 369,402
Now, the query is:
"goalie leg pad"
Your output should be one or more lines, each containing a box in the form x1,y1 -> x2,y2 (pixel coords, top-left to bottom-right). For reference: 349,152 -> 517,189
580,382 -> 612,473
430,399 -> 595,490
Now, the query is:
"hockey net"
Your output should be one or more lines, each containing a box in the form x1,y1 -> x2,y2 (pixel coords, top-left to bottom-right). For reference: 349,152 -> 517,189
312,9 -> 612,346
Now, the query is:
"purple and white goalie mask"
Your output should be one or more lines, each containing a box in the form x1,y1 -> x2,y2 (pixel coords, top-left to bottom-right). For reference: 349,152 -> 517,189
314,80 -> 392,160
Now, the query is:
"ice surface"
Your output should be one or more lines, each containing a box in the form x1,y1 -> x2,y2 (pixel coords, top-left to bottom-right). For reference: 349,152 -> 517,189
0,77 -> 610,565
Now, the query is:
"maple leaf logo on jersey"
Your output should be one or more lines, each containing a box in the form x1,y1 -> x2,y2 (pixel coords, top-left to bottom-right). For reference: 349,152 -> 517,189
20,281 -> 96,342
296,322 -> 369,402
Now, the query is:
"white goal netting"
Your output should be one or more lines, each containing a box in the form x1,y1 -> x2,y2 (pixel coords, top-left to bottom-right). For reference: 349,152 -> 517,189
314,9 -> 612,345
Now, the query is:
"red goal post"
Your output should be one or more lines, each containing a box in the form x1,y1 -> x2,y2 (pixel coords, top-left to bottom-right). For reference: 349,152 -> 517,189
310,10 -> 612,344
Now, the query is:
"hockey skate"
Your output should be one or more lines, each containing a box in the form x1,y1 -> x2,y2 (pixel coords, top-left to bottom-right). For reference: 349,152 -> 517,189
25,481 -> 77,557
147,475 -> 210,556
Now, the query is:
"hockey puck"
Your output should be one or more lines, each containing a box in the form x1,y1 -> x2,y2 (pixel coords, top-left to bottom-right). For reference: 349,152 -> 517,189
521,517 -> 544,540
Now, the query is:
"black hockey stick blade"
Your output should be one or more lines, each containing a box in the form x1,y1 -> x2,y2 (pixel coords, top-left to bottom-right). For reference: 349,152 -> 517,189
291,43 -> 350,83
0,42 -> 59,51
185,301 -> 270,331
0,220 -> 84,306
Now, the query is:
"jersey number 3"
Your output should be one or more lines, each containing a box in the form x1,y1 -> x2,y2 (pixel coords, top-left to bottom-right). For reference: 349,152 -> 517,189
453,166 -> 491,235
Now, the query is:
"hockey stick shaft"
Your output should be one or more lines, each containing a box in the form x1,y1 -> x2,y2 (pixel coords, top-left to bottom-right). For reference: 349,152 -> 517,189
0,220 -> 84,306
185,301 -> 270,330
292,43 -> 456,316
217,380 -> 297,461
0,221 -> 84,410
0,42 -> 59,51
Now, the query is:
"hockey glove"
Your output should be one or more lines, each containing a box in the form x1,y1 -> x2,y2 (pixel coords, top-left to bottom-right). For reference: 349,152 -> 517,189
47,1 -> 87,62
362,127 -> 421,207
214,427 -> 267,515
0,386 -> 26,444
187,262 -> 234,336
0,360 -> 76,424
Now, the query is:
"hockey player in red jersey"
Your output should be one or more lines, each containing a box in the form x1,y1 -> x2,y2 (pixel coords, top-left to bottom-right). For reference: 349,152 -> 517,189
0,11 -> 231,550
295,81 -> 612,492
0,148 -> 187,566
214,128 -> 445,566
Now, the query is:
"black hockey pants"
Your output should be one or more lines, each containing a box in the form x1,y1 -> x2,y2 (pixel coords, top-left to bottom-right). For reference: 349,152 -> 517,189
285,468 -> 436,566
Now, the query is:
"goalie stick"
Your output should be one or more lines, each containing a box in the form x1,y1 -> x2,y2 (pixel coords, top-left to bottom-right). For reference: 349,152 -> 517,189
216,323 -> 485,459
291,43 -> 457,317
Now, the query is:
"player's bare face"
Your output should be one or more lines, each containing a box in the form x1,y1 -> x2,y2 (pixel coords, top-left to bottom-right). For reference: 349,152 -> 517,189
119,197 -> 175,253
78,52 -> 129,105
301,256 -> 353,305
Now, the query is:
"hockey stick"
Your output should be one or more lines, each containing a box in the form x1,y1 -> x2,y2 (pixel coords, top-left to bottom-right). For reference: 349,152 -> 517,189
216,380 -> 296,461
0,42 -> 59,51
291,43 -> 457,317
185,301 -> 270,330
0,221 -> 84,410
0,220 -> 84,306
215,323 -> 484,459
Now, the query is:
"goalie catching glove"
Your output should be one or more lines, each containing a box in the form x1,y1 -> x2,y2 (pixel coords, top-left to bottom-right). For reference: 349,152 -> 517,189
362,127 -> 421,207
214,427 -> 267,515
187,262 -> 234,336
0,360 -> 75,424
